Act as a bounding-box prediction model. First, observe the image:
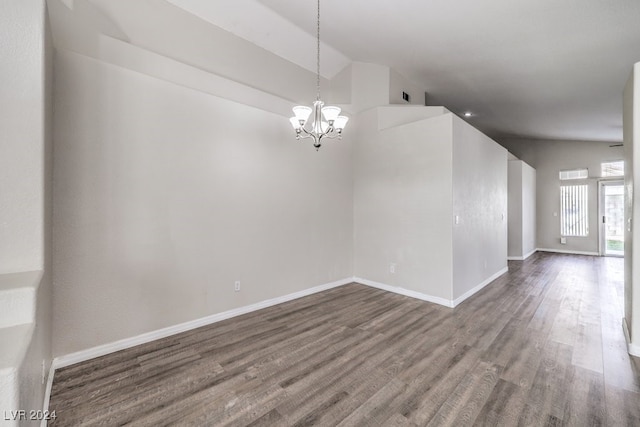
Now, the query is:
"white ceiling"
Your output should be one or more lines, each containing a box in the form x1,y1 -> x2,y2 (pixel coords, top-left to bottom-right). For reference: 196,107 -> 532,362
167,0 -> 640,142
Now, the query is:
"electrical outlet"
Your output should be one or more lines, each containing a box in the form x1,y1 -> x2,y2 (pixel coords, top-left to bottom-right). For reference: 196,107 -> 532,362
389,263 -> 396,274
234,281 -> 241,292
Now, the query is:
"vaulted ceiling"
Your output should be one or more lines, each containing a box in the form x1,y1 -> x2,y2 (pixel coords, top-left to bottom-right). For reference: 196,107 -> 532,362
166,0 -> 640,142
59,0 -> 640,142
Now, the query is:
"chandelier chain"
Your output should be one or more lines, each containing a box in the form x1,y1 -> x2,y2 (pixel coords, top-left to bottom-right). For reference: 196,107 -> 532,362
316,0 -> 321,100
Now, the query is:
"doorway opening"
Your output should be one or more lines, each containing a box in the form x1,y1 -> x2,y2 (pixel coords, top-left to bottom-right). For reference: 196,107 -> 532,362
599,181 -> 624,257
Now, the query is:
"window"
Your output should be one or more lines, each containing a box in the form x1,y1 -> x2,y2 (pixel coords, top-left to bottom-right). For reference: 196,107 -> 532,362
559,168 -> 588,180
560,185 -> 589,236
601,160 -> 624,177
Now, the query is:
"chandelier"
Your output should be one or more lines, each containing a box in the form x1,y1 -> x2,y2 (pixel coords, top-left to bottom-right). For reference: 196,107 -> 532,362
289,0 -> 348,150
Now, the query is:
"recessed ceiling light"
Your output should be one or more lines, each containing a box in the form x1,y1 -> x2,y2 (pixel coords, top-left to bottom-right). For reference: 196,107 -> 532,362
463,112 -> 473,117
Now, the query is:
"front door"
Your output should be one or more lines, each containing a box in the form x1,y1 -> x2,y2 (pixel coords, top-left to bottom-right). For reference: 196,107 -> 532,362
600,181 -> 624,257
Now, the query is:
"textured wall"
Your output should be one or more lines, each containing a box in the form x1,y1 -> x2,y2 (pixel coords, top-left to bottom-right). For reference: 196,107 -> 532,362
354,109 -> 508,304
452,116 -> 508,300
354,109 -> 454,300
52,50 -> 354,356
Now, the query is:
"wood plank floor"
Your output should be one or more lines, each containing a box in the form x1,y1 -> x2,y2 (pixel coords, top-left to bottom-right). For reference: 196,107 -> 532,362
48,253 -> 640,426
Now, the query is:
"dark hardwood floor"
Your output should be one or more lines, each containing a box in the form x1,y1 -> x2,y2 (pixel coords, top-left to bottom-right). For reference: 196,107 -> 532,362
48,253 -> 640,426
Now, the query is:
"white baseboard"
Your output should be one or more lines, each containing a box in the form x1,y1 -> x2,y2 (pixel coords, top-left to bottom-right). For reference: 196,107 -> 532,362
452,267 -> 509,307
354,277 -> 454,308
507,249 -> 537,261
622,318 -> 640,358
355,267 -> 508,309
536,248 -> 599,256
51,277 -> 353,370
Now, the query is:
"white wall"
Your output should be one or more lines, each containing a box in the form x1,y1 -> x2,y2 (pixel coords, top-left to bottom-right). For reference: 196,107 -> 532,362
78,0 -> 324,105
20,7 -> 54,417
624,62 -> 640,351
354,108 -> 508,305
46,0 -> 323,117
341,63 -> 428,113
0,0 -> 47,273
389,69 -> 425,106
328,64 -> 352,106
354,109 -> 454,300
452,116 -> 508,300
52,50 -> 354,356
351,63 -> 391,113
522,162 -> 536,257
508,159 -> 536,259
0,0 -> 53,416
508,161 -> 523,258
500,138 -> 624,255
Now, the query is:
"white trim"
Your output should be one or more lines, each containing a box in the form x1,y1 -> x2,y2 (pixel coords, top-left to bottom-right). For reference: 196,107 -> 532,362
507,250 -> 537,261
622,318 -> 640,358
536,248 -> 599,256
41,361 -> 55,427
355,268 -> 509,309
51,277 -> 353,370
452,267 -> 509,307
353,277 -> 454,308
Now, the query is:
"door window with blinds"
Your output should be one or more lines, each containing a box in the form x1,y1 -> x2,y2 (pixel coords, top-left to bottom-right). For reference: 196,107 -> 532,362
560,184 -> 589,236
